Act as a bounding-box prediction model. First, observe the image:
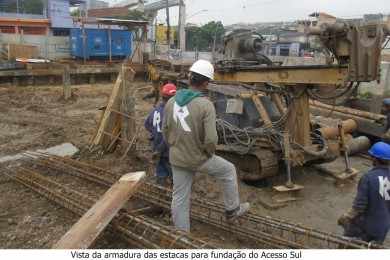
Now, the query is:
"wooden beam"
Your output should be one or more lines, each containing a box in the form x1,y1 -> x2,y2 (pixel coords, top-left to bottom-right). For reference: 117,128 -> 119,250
286,89 -> 311,146
0,66 -> 121,78
53,171 -> 146,249
63,66 -> 71,100
120,66 -> 136,154
92,73 -> 123,146
7,44 -> 39,60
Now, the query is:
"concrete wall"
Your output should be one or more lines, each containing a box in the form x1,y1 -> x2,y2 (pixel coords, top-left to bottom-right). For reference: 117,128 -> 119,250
359,62 -> 390,96
48,0 -> 74,28
357,62 -> 390,113
0,33 -> 71,60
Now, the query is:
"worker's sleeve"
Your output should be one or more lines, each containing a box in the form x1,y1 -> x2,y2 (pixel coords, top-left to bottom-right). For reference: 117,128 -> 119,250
352,174 -> 369,214
203,101 -> 218,156
144,111 -> 154,133
162,105 -> 169,145
156,138 -> 169,155
156,109 -> 169,154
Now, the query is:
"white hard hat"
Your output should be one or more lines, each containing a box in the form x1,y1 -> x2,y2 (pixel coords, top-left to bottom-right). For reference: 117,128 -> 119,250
189,60 -> 214,80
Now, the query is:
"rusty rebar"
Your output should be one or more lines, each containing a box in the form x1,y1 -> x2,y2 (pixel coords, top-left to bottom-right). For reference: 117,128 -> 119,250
4,165 -> 213,249
21,153 -> 384,249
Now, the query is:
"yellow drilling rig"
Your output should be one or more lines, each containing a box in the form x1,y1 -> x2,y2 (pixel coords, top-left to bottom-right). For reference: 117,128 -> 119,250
148,22 -> 390,183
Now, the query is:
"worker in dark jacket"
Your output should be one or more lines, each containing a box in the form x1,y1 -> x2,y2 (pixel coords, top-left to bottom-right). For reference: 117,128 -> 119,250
338,142 -> 390,244
145,83 -> 177,186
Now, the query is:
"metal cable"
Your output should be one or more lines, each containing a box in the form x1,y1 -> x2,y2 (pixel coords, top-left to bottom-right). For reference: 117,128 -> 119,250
306,82 -> 359,104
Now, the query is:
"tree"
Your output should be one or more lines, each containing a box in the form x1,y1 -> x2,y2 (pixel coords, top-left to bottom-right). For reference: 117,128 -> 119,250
0,0 -> 17,13
70,8 -> 81,17
0,0 -> 43,14
21,0 -> 44,15
186,21 -> 225,52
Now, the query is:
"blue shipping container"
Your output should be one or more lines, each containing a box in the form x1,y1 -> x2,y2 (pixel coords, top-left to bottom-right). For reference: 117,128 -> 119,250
70,28 -> 132,59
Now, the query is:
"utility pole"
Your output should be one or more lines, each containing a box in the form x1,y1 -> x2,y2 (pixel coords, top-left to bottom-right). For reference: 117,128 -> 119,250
165,0 -> 171,49
212,27 -> 218,61
178,0 -> 186,51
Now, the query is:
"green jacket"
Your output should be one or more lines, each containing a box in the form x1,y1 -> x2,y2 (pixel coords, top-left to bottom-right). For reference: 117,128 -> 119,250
162,89 -> 218,170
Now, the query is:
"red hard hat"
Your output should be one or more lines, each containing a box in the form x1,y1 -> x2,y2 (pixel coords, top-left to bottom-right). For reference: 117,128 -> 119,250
161,83 -> 177,97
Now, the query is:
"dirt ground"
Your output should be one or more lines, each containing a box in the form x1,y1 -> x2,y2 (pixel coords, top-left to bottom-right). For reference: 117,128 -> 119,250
0,82 -> 388,248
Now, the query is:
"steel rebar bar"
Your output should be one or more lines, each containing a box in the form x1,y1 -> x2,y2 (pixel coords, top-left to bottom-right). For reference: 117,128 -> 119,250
4,165 -> 213,249
20,152 -> 384,249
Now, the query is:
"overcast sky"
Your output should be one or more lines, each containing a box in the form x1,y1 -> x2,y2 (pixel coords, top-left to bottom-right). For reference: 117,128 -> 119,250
108,0 -> 390,25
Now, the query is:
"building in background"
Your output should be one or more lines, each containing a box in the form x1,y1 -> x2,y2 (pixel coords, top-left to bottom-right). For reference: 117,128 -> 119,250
0,0 -> 86,35
155,24 -> 176,45
296,12 -> 337,33
87,0 -> 186,50
112,0 -> 141,7
86,0 -> 108,9
363,13 -> 388,23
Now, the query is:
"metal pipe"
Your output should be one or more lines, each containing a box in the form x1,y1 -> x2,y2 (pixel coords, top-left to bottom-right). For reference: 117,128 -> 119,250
165,0 -> 171,48
310,106 -> 385,138
310,100 -> 385,122
318,119 -> 357,139
346,136 -> 371,155
108,26 -> 112,63
284,132 -> 293,188
82,21 -> 87,64
271,93 -> 285,114
338,123 -> 353,173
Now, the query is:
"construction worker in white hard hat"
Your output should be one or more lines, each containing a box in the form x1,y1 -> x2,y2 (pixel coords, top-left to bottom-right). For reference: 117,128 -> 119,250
162,60 -> 250,232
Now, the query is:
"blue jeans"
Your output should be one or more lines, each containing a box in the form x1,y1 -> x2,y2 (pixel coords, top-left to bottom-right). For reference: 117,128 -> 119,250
156,156 -> 172,178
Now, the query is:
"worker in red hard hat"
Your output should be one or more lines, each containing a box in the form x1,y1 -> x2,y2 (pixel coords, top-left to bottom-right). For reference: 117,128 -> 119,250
145,83 -> 177,186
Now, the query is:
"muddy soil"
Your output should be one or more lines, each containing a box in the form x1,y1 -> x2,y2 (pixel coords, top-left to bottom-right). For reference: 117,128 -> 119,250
0,83 -> 243,248
0,83 -> 388,248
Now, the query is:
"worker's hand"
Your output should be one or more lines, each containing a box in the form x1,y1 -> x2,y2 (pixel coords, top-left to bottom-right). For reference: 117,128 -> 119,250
152,152 -> 161,160
337,213 -> 352,226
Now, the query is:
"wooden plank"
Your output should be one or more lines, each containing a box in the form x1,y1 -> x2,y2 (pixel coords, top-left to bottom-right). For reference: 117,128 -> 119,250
53,171 -> 146,249
0,69 -> 64,77
7,44 -> 39,60
120,66 -> 136,153
63,66 -> 71,100
92,72 -> 123,146
0,67 -> 120,78
286,88 -> 311,146
273,184 -> 304,192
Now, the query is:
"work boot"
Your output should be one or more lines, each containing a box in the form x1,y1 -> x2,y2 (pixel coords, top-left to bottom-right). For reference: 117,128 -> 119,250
225,202 -> 250,221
